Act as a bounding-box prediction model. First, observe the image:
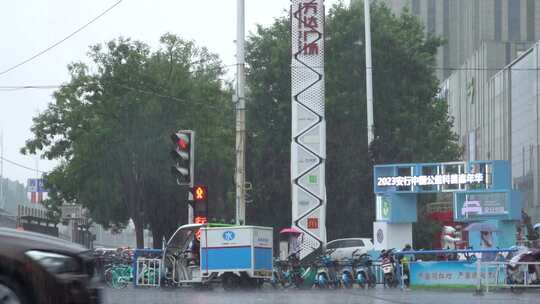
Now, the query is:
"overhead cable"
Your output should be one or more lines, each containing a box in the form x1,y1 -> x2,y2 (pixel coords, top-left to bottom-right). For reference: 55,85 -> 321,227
0,156 -> 46,174
0,0 -> 123,77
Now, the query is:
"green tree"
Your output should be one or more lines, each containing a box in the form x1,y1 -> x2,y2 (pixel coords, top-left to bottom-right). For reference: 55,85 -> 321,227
23,34 -> 234,248
245,20 -> 293,232
245,2 -> 461,240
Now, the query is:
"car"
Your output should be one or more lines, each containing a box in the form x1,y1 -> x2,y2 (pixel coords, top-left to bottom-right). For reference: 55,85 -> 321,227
461,200 -> 483,216
326,238 -> 374,260
0,228 -> 101,304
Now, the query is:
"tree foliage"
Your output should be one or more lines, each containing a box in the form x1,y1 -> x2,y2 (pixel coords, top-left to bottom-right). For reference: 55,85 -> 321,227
23,34 -> 234,247
23,1 -> 462,248
245,2 -> 461,241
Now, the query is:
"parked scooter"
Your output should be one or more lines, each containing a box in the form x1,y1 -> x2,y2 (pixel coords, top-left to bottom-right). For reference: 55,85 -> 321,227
314,249 -> 340,289
354,251 -> 377,289
271,259 -> 288,289
380,248 -> 399,288
339,256 -> 355,289
272,250 -> 305,288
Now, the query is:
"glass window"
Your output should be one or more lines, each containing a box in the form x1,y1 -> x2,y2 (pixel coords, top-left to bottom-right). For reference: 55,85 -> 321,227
326,241 -> 341,249
341,239 -> 365,248
508,0 -> 521,41
511,50 -> 537,209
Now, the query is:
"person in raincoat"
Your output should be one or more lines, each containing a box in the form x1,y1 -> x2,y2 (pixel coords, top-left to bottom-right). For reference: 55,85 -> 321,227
399,244 -> 414,287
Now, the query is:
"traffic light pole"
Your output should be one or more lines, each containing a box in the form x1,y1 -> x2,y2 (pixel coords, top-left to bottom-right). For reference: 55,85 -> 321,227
235,0 -> 246,225
188,131 -> 195,224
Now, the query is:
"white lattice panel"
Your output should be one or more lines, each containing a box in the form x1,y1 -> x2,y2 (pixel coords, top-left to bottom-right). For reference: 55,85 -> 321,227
291,0 -> 326,260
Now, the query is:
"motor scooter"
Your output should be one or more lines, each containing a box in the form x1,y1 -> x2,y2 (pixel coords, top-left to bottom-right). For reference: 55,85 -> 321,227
271,249 -> 305,288
314,249 -> 339,289
381,248 -> 399,288
354,252 -> 376,289
339,257 -> 355,289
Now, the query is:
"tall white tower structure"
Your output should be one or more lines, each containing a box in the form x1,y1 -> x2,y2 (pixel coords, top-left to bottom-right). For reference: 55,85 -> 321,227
291,0 -> 327,259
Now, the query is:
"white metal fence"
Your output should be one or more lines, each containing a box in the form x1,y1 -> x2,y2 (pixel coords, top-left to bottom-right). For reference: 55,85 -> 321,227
476,261 -> 540,293
135,258 -> 161,287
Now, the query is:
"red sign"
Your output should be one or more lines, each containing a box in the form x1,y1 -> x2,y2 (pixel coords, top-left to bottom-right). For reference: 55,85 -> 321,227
307,217 -> 319,229
295,0 -> 321,56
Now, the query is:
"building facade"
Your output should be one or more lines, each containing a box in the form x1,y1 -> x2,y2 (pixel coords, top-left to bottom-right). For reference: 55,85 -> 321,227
443,42 -> 540,222
349,1 -> 540,221
369,0 -> 540,80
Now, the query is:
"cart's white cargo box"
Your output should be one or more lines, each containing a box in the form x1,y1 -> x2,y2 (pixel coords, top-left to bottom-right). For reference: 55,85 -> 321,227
200,226 -> 273,279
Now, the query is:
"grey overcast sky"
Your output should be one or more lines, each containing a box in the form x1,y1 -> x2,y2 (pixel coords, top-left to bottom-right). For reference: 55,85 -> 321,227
0,0 -> 343,185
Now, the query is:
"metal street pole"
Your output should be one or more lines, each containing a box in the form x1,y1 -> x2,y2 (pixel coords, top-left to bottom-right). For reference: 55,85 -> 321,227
235,0 -> 246,225
364,0 -> 375,146
188,131 -> 195,224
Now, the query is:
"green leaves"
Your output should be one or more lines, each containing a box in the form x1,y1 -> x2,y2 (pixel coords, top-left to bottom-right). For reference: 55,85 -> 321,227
24,34 -> 234,247
246,2 -> 461,240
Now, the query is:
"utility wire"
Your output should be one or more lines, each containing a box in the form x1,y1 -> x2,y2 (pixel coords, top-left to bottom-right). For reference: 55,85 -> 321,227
1,64 -> 536,91
0,0 -> 123,77
0,156 -> 46,174
0,63 -> 236,91
0,83 -> 232,113
0,85 -> 60,91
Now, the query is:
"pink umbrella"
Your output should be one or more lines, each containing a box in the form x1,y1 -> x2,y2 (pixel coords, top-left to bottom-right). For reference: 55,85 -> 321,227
279,227 -> 302,235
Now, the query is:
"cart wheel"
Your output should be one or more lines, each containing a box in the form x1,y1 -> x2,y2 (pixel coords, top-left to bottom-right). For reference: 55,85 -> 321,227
222,273 -> 240,291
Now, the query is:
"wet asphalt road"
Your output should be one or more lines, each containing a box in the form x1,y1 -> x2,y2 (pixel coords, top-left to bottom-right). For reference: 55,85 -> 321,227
104,286 -> 540,304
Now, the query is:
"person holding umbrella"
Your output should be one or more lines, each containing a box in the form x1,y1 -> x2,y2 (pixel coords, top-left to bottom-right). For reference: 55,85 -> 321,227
464,222 -> 499,261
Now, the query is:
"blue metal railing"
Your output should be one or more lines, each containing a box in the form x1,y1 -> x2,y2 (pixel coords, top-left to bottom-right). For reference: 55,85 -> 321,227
392,248 -> 518,255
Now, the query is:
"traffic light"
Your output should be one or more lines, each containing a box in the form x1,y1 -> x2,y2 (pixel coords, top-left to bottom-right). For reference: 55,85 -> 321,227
170,130 -> 194,185
191,185 -> 208,240
191,185 -> 208,218
192,185 -> 207,202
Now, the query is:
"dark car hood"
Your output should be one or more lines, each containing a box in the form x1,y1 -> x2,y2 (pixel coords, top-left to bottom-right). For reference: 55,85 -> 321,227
0,228 -> 87,255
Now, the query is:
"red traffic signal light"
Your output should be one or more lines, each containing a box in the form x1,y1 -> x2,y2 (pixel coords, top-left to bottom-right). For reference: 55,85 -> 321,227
192,185 -> 207,202
170,132 -> 191,159
170,130 -> 194,186
177,137 -> 189,150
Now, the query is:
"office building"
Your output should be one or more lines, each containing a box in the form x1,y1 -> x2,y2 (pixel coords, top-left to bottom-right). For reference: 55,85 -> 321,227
443,41 -> 540,222
363,0 -> 540,79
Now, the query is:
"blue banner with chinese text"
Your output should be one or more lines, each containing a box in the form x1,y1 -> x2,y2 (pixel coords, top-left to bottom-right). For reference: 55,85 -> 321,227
410,261 -> 504,287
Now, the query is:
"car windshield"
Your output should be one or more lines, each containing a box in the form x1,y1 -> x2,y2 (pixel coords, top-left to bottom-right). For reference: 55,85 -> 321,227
2,0 -> 537,303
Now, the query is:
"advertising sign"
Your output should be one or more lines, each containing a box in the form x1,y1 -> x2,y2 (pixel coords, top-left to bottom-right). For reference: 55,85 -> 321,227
291,0 -> 326,259
457,192 -> 508,220
410,261 -> 504,288
376,195 -> 391,220
27,178 -> 46,193
203,227 -> 250,248
376,173 -> 484,187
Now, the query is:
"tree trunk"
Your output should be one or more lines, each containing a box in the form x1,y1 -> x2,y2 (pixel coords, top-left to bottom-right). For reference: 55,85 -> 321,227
133,217 -> 144,248
152,230 -> 163,249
